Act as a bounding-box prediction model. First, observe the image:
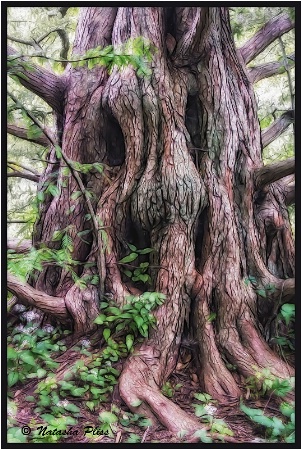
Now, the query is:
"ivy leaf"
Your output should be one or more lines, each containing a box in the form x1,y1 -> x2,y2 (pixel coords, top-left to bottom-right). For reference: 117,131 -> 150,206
128,243 -> 137,251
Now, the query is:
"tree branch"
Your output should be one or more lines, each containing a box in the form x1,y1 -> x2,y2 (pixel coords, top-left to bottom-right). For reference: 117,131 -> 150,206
240,13 -> 294,65
7,273 -> 69,320
249,54 -> 295,84
7,160 -> 40,175
8,239 -> 32,253
7,171 -> 40,182
261,111 -> 294,148
7,123 -> 50,147
7,45 -> 65,113
255,157 -> 295,190
284,183 -> 295,206
279,278 -> 295,305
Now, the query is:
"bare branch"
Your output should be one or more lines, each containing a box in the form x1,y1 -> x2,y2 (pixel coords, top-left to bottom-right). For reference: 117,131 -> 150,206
7,273 -> 69,320
240,13 -> 294,65
36,28 -> 70,63
261,111 -> 294,148
249,54 -> 295,84
7,46 -> 65,113
255,157 -> 295,190
8,239 -> 32,253
7,171 -> 40,182
7,123 -> 50,147
7,160 -> 40,175
7,220 -> 34,224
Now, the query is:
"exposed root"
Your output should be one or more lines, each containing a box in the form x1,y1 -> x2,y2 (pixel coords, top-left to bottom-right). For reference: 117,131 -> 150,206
119,350 -> 239,442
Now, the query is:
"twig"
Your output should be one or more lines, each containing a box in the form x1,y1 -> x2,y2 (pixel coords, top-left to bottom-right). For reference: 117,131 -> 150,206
141,426 -> 150,443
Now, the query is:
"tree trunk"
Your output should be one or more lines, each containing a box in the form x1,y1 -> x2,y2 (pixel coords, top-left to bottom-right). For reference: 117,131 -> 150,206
8,6 -> 295,439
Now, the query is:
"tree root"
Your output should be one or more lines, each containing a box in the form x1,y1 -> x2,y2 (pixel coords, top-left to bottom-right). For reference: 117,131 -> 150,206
119,351 -> 239,442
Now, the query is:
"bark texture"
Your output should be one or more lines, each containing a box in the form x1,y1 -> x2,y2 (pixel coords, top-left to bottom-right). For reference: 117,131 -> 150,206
8,6 -> 295,440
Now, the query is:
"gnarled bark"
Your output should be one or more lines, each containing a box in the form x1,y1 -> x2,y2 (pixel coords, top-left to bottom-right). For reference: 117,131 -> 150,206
8,6 -> 295,440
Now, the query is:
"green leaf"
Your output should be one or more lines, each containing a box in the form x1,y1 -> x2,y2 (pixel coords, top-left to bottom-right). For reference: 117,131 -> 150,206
20,351 -> 35,366
99,411 -> 118,423
55,145 -> 62,158
8,372 -> 19,387
64,403 -> 80,413
130,398 -> 142,407
37,368 -> 47,378
86,401 -> 95,411
137,247 -> 153,254
94,314 -> 107,325
256,289 -> 267,298
71,191 -> 82,201
47,184 -> 60,197
7,346 -> 17,359
119,252 -> 138,263
71,387 -> 87,396
280,304 -> 295,326
280,402 -> 294,417
193,429 -> 212,443
126,334 -> 134,351
103,328 -> 111,341
128,243 -> 137,251
138,274 -> 149,283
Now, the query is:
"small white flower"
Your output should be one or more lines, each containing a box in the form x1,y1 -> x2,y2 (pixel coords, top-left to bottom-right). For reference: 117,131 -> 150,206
15,325 -> 25,333
58,400 -> 69,408
14,304 -> 26,313
81,339 -> 91,348
22,311 -> 39,322
42,325 -> 55,333
23,326 -> 37,335
204,404 -> 217,415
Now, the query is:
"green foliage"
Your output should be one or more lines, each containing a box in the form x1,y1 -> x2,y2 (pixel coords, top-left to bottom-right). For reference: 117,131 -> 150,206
7,325 -> 63,389
94,291 -> 165,339
245,367 -> 294,399
240,402 -> 295,443
70,37 -> 154,77
244,277 -> 276,299
192,391 -> 233,440
280,303 -> 295,326
119,243 -> 153,284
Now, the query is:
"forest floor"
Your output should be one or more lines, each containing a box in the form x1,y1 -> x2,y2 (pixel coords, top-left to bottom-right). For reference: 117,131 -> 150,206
12,366 -> 284,445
